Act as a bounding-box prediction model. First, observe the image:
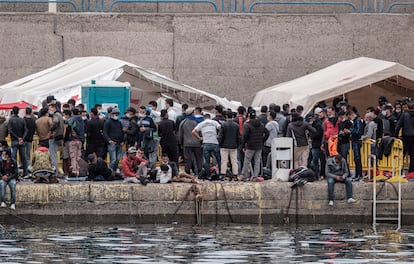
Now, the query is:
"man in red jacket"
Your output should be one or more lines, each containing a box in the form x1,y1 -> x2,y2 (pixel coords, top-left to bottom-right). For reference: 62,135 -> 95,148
122,147 -> 149,185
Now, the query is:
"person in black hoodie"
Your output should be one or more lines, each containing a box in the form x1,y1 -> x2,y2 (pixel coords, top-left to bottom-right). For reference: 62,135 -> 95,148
8,106 -> 28,177
85,108 -> 106,160
218,110 -> 240,179
309,112 -> 324,178
337,110 -> 352,163
241,111 -> 269,181
158,109 -> 178,163
395,100 -> 414,172
103,107 -> 124,172
287,112 -> 316,169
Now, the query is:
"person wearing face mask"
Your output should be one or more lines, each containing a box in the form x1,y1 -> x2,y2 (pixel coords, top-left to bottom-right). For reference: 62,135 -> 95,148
382,105 -> 397,137
0,149 -> 18,210
67,108 -> 85,177
325,154 -> 357,207
347,110 -> 364,181
124,107 -> 138,149
35,107 -> 53,148
103,107 -> 124,172
85,108 -> 106,160
136,106 -> 157,168
322,106 -> 341,157
48,103 -> 65,174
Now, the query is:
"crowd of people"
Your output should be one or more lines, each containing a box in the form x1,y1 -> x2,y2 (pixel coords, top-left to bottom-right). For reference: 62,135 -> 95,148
0,93 -> 413,209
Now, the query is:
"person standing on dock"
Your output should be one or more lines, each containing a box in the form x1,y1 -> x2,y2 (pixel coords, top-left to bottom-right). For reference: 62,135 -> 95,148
103,107 -> 124,172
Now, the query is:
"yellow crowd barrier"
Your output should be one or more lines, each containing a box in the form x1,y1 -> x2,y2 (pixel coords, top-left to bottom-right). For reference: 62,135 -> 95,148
348,138 -> 374,172
377,138 -> 404,177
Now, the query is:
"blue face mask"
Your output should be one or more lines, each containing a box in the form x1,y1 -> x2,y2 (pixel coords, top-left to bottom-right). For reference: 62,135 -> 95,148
381,110 -> 386,116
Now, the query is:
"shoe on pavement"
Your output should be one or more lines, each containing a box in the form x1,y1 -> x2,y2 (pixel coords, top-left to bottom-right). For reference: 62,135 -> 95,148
347,198 -> 357,204
10,204 -> 15,210
328,200 -> 334,206
1,202 -> 6,208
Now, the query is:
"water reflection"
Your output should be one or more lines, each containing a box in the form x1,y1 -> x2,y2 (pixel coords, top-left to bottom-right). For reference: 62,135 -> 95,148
0,223 -> 413,263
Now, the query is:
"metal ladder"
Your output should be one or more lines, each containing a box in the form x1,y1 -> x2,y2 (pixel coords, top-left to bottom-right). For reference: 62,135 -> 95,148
370,154 -> 402,232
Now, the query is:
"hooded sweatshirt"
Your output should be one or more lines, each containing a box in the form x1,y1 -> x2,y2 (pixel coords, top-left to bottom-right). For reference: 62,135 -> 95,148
396,110 -> 414,137
242,118 -> 269,150
286,119 -> 316,147
325,156 -> 349,180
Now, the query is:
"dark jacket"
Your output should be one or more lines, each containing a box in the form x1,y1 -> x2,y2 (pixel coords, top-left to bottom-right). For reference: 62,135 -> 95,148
309,118 -> 323,148
383,114 -> 397,137
86,117 -> 105,145
0,158 -> 18,181
242,119 -> 269,150
396,110 -> 414,137
103,118 -> 124,144
338,119 -> 352,145
377,136 -> 394,160
8,115 -> 28,141
125,116 -> 138,146
325,156 -> 349,179
286,120 -> 316,147
349,117 -> 363,141
68,115 -> 85,141
218,120 -> 240,149
24,116 -> 36,142
88,158 -> 113,181
158,118 -> 177,146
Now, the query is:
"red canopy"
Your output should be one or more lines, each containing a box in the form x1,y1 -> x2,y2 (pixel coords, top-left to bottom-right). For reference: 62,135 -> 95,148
0,101 -> 37,110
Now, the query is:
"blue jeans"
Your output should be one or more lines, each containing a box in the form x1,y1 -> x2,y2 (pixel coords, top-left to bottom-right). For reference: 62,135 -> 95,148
108,144 -> 122,171
49,139 -> 62,172
202,143 -> 221,179
351,140 -> 362,178
310,147 -> 322,177
339,142 -> 350,163
327,177 -> 353,201
11,140 -> 27,176
24,141 -> 32,169
0,179 -> 17,204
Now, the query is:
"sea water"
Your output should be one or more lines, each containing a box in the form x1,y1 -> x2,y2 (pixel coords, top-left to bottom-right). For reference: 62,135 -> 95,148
0,223 -> 413,263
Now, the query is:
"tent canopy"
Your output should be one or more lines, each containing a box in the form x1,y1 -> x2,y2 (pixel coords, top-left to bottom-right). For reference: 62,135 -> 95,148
252,57 -> 414,114
0,56 -> 241,111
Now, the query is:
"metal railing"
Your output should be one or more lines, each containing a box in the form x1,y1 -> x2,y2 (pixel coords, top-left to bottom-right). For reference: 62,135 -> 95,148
0,0 -> 413,13
0,0 -> 78,11
248,1 -> 358,13
109,0 -> 219,12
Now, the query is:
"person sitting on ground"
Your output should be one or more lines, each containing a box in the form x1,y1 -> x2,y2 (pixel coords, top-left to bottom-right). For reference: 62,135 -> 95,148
32,146 -> 57,183
122,147 -> 149,185
155,164 -> 172,183
325,154 -> 357,206
0,149 -> 18,210
87,154 -> 115,181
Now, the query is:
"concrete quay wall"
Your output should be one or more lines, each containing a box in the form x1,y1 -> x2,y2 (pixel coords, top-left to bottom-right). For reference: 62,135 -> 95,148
0,181 -> 412,225
0,13 -> 413,105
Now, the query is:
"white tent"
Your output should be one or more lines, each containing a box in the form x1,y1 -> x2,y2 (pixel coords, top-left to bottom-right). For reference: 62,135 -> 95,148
252,57 -> 414,114
0,56 -> 241,111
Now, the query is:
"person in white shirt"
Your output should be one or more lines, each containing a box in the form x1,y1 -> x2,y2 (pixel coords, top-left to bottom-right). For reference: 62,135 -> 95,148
192,114 -> 221,180
165,99 -> 177,123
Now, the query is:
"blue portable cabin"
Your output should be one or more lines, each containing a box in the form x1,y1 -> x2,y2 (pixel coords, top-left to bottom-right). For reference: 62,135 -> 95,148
81,80 -> 131,114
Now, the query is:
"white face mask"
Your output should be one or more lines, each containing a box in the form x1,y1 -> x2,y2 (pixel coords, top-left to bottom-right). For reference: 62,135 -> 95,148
126,113 -> 131,119
63,117 -> 67,121
138,114 -> 146,118
82,116 -> 87,121
111,115 -> 119,120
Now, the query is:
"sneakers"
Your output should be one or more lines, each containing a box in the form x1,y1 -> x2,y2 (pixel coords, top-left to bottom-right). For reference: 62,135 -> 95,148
10,204 -> 15,210
328,200 -> 334,206
0,202 -> 6,208
347,198 -> 357,204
